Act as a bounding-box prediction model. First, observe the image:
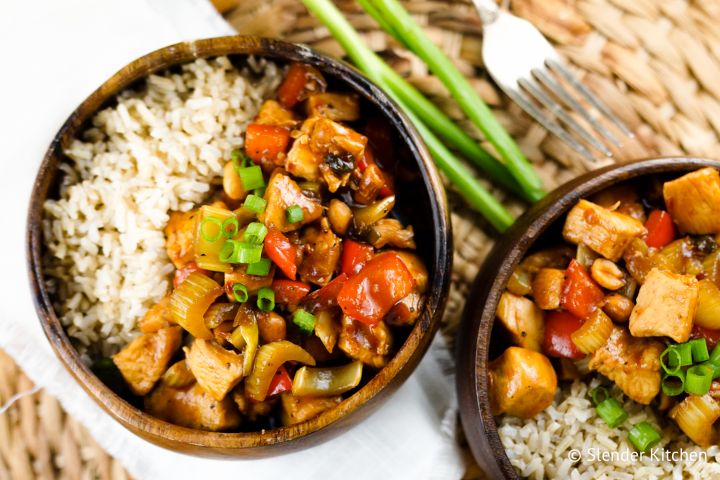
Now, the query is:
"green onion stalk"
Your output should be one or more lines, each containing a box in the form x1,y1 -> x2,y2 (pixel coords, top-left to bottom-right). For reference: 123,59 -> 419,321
302,0 -> 515,231
365,0 -> 545,202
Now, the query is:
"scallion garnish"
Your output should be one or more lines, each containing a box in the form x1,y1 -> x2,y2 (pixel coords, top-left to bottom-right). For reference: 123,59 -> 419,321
221,217 -> 239,239
243,194 -> 267,214
232,283 -> 249,303
685,364 -> 714,395
219,240 -> 240,263
236,242 -> 263,264
285,205 -> 304,224
200,216 -> 223,243
293,308 -> 316,335
710,343 -> 720,365
257,287 -> 275,312
668,343 -> 693,368
689,338 -> 710,363
246,258 -> 272,277
596,398 -> 628,428
590,386 -> 609,406
660,346 -> 682,376
628,422 -> 661,452
244,222 -> 268,245
238,165 -> 265,191
661,372 -> 685,396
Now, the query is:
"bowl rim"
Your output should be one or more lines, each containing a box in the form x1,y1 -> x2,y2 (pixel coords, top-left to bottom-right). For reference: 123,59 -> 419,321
26,35 -> 452,455
456,156 -> 720,478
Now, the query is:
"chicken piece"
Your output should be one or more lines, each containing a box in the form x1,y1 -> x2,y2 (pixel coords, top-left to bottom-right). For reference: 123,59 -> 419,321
280,393 -> 342,425
259,171 -> 323,233
385,291 -> 424,327
145,382 -> 241,431
629,268 -> 698,342
112,326 -> 182,396
664,167 -> 720,234
563,199 -> 646,261
338,316 -> 392,368
588,326 -> 663,404
367,219 -> 416,249
488,347 -> 557,419
531,268 -> 564,310
306,116 -> 367,161
255,99 -> 298,128
285,134 -> 322,181
184,339 -> 245,401
591,184 -> 647,223
392,251 -> 428,293
233,390 -> 277,422
299,218 -> 342,286
319,153 -> 354,193
496,292 -> 544,352
305,92 -> 360,122
138,296 -> 173,333
354,164 -> 386,205
164,210 -> 197,268
224,264 -> 274,298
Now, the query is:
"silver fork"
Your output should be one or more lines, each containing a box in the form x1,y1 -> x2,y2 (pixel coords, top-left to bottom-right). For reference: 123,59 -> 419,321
473,0 -> 633,165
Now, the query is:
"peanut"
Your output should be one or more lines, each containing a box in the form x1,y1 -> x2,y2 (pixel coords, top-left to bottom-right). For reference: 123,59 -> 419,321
591,258 -> 625,290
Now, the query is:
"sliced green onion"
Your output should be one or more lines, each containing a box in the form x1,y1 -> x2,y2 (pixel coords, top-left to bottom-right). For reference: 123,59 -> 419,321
232,283 -> 249,303
219,240 -> 240,263
221,217 -> 239,239
238,165 -> 265,191
662,372 -> 686,396
253,187 -> 266,198
685,364 -> 714,395
709,343 -> 720,365
200,216 -> 223,243
293,308 -> 316,335
256,287 -> 276,312
689,338 -> 710,363
244,222 -> 268,244
246,258 -> 272,277
596,398 -> 628,428
243,194 -> 267,214
667,344 -> 693,368
628,421 -> 661,452
660,347 -> 682,376
590,386 -> 609,406
285,205 -> 305,224
231,149 -> 241,164
699,361 -> 720,379
236,242 -> 263,264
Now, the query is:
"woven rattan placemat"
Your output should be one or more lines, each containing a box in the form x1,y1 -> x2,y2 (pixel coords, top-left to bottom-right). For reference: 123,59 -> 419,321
5,0 -> 720,478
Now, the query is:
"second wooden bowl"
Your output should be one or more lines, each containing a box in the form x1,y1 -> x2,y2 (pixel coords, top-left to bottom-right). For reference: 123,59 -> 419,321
26,36 -> 452,457
456,157 -> 720,478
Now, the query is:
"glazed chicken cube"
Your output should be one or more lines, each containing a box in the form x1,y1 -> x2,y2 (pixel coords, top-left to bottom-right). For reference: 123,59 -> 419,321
531,268 -> 565,310
496,292 -> 544,352
305,92 -> 360,122
629,268 -> 698,343
488,347 -> 557,419
184,339 -> 245,401
385,291 -> 424,327
588,326 -> 664,404
164,210 -> 197,268
225,264 -> 274,297
591,184 -> 647,223
145,382 -> 241,431
285,134 -> 322,181
306,116 -> 367,161
280,393 -> 342,426
112,326 -> 182,396
338,316 -> 392,368
563,199 -> 646,261
299,218 -> 342,286
138,296 -> 173,333
663,167 -> 720,234
255,99 -> 298,128
259,171 -> 323,232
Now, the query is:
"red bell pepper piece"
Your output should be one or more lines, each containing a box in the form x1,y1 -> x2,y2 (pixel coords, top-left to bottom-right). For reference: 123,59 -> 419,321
560,259 -> 604,319
264,228 -> 298,280
277,63 -> 324,108
173,261 -> 207,289
337,252 -> 415,325
303,273 -> 348,312
267,365 -> 292,397
244,124 -> 291,164
341,239 -> 374,276
272,279 -> 311,306
543,310 -> 585,359
645,209 -> 677,249
691,325 -> 720,350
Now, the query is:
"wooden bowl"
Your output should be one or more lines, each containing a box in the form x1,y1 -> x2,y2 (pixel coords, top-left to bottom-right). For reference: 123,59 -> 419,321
456,157 -> 720,478
26,36 -> 451,456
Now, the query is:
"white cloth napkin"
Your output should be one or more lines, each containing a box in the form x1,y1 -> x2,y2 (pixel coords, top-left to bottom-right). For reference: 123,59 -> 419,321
0,0 -> 465,478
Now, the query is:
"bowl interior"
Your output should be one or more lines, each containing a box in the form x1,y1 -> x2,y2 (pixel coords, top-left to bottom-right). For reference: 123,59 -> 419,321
457,157 -> 720,478
27,36 -> 451,456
